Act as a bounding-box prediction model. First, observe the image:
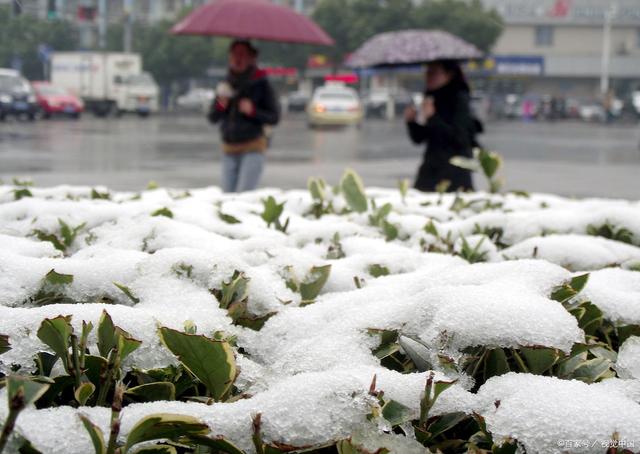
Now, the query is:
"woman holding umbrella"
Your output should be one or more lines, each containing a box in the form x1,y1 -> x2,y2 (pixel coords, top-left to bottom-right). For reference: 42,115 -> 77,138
172,0 -> 334,192
208,40 -> 280,193
347,30 -> 483,193
404,60 -> 476,192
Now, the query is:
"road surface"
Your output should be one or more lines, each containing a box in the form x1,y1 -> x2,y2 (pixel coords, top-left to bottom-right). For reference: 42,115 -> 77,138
1,113 -> 638,198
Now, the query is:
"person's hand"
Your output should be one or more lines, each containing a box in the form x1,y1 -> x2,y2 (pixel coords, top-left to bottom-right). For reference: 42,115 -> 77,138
422,97 -> 435,120
404,105 -> 417,122
238,98 -> 255,116
216,96 -> 230,109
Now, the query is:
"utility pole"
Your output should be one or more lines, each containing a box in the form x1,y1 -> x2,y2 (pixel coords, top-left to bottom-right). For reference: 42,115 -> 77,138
123,0 -> 133,53
11,0 -> 22,17
98,0 -> 107,50
600,1 -> 617,96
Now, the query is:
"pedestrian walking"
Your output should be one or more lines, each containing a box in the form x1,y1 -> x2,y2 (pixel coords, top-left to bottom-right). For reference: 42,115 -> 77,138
208,40 -> 280,192
404,60 -> 477,192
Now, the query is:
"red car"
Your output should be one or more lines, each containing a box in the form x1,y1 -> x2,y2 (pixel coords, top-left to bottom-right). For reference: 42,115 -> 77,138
32,82 -> 84,119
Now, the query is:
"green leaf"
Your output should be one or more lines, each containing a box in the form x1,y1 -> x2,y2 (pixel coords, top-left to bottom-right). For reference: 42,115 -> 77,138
381,220 -> 398,242
44,269 -> 74,286
218,211 -> 241,224
426,411 -> 468,439
369,203 -> 392,227
83,355 -> 109,388
114,282 -> 140,304
571,358 -> 613,383
299,265 -> 331,302
551,274 -> 589,302
97,311 -> 117,358
484,349 -> 510,378
14,188 -> 33,200
520,347 -> 561,375
398,336 -> 432,372
58,219 -> 86,247
340,169 -> 368,213
424,220 -> 439,237
398,179 -> 409,202
336,440 -> 359,454
492,439 -> 518,454
158,327 -> 236,401
556,345 -> 588,378
381,399 -> 413,426
261,196 -> 285,226
37,315 -> 73,360
212,271 -> 250,309
0,334 -> 10,355
571,301 -> 603,336
125,382 -> 176,403
124,413 -> 210,453
369,329 -> 399,360
33,230 -> 66,252
18,439 -> 44,454
131,446 -> 177,454
368,264 -> 390,278
74,382 -> 96,406
308,177 -> 326,201
79,414 -> 107,454
116,327 -> 142,362
617,325 -> 640,345
589,345 -> 617,362
449,156 -> 479,172
152,208 -> 174,218
7,376 -> 50,408
478,149 -> 502,179
91,189 -> 111,200
226,299 -> 276,331
188,436 -> 245,454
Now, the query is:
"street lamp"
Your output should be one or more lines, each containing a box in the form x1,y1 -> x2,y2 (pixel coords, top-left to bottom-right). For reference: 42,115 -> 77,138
600,1 -> 618,96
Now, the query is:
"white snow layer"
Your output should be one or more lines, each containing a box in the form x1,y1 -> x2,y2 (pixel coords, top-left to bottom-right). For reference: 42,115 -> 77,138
0,184 -> 639,453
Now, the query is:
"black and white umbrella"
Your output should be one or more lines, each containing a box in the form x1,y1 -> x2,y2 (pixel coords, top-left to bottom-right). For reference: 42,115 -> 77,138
346,29 -> 482,69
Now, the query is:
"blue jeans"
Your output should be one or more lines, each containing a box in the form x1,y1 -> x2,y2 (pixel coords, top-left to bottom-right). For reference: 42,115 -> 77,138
222,151 -> 265,193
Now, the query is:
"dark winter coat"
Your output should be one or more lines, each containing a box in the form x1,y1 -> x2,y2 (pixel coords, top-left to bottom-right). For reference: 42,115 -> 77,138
208,67 -> 280,145
406,80 -> 477,192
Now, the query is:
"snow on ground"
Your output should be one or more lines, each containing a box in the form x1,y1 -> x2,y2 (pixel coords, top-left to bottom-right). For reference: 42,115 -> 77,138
0,183 -> 639,453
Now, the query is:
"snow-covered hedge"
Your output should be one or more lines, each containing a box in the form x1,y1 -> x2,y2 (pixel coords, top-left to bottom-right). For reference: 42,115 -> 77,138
0,173 -> 639,454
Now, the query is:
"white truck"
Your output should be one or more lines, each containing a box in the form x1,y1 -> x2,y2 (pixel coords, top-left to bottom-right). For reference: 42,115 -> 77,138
51,52 -> 159,117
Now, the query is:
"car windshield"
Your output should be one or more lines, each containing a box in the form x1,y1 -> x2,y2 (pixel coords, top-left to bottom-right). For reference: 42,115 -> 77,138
318,92 -> 357,101
36,85 -> 68,96
126,73 -> 154,86
0,75 -> 26,91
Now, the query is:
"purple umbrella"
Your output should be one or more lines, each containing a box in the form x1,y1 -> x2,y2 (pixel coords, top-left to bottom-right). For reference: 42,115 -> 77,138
346,29 -> 482,68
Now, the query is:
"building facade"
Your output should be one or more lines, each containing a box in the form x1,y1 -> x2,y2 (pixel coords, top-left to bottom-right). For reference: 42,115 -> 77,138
480,0 -> 640,97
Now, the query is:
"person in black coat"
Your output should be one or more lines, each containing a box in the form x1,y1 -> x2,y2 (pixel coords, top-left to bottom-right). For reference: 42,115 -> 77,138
208,40 -> 280,192
404,60 -> 476,192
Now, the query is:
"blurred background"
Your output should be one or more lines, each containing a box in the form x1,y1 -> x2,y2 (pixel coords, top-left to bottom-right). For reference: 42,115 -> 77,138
0,0 -> 639,197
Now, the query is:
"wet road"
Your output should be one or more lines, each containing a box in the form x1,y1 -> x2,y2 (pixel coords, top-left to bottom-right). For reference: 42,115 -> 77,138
1,113 -> 639,198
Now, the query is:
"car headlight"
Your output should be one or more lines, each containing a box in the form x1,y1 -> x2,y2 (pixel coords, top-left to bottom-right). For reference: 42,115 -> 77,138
0,95 -> 11,104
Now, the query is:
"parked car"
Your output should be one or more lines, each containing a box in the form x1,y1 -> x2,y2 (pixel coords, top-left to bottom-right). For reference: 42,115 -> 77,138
0,68 -> 38,121
579,101 -> 606,122
364,89 -> 413,118
176,88 -> 214,113
286,90 -> 310,113
32,81 -> 83,119
307,84 -> 363,128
